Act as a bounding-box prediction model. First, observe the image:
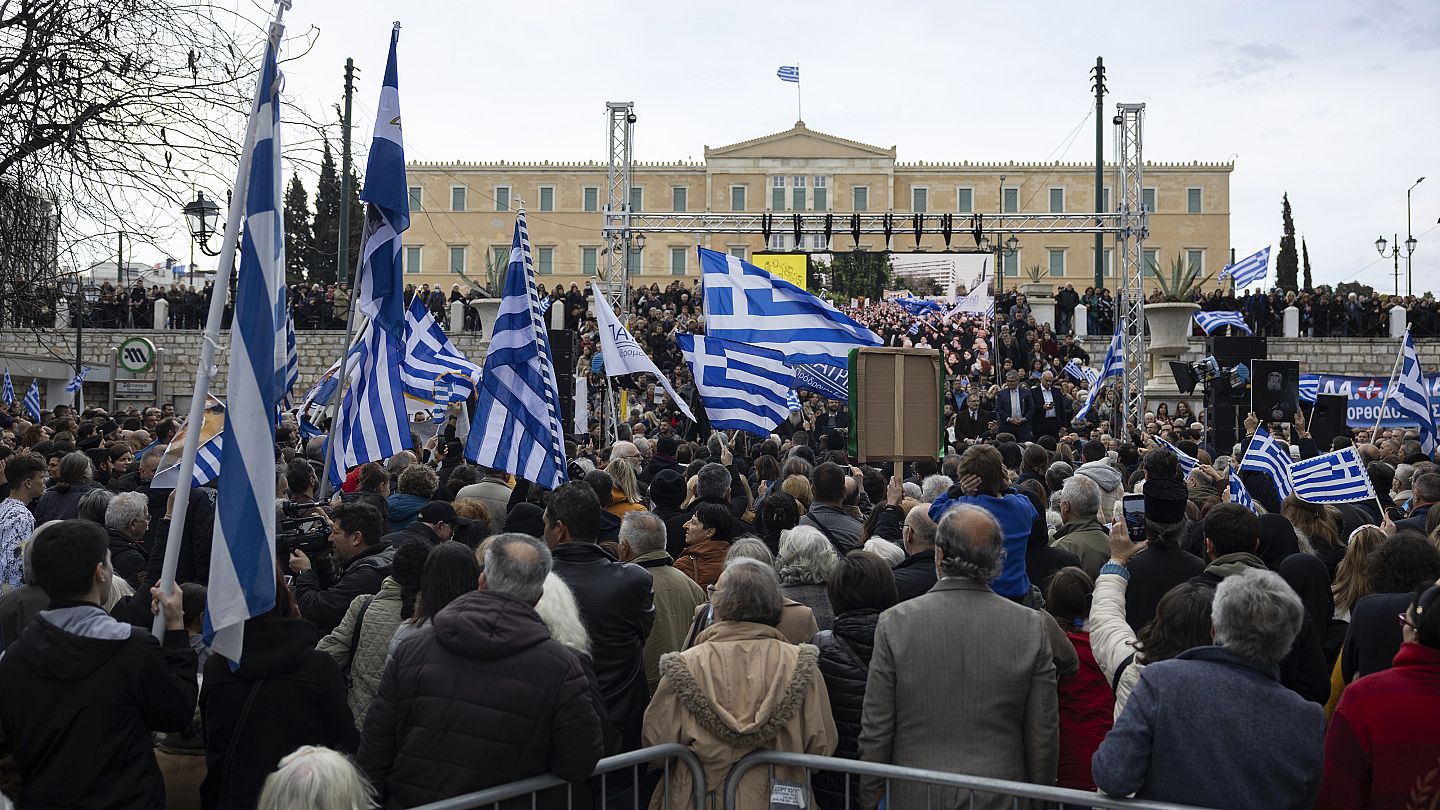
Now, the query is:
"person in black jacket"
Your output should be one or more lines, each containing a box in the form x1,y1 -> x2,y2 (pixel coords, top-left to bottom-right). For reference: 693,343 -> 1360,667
1340,532 -> 1440,682
0,519 -> 197,809
33,451 -> 100,524
104,491 -> 152,589
201,570 -> 358,810
358,533 -> 605,808
812,551 -> 897,810
544,482 -> 655,752
648,469 -> 689,559
291,502 -> 395,636
893,506 -> 939,602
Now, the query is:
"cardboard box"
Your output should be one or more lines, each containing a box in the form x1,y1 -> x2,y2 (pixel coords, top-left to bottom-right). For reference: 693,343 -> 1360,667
846,347 -> 945,462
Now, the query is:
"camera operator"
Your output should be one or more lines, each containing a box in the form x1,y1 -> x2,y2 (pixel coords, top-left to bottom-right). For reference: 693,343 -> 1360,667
290,502 -> 394,636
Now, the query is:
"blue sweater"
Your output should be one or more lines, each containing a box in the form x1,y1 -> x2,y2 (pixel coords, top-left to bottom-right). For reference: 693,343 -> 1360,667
928,491 -> 1036,599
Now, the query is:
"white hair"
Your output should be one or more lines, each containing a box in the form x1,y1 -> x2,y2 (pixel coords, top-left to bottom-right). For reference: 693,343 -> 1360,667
104,492 -> 149,533
257,746 -> 376,810
863,537 -> 906,567
902,482 -> 922,501
1057,474 -> 1100,519
920,474 -> 954,503
776,525 -> 838,586
1213,569 -> 1304,667
535,572 -> 590,656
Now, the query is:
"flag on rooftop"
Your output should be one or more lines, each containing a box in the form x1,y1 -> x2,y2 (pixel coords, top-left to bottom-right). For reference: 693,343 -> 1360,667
777,65 -> 800,83
1074,330 -> 1124,421
23,379 -> 39,422
701,247 -> 880,369
1390,327 -> 1437,459
1239,425 -> 1294,501
678,333 -> 795,438
591,281 -> 695,421
65,366 -> 90,393
1193,310 -> 1253,336
1291,445 -> 1376,504
152,396 -> 226,490
401,295 -> 483,404
465,209 -> 569,489
1218,246 -> 1270,290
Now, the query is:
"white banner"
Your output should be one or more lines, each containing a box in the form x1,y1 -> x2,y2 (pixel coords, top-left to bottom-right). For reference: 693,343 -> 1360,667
590,282 -> 695,421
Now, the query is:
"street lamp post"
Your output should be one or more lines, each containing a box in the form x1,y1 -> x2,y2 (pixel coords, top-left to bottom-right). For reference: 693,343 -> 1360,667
1407,177 -> 1424,297
182,191 -> 232,325
1376,233 -> 1403,297
983,233 -> 1019,386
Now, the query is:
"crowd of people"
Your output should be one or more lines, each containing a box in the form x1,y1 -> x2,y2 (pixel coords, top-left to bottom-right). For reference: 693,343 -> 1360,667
0,378 -> 1438,810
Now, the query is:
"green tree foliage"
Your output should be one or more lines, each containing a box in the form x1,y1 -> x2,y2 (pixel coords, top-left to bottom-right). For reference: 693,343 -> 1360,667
815,251 -> 891,301
1335,281 -> 1375,298
1277,193 -> 1299,292
282,173 -> 313,286
344,168 -> 365,282
310,140 -> 341,284
1302,237 -> 1312,292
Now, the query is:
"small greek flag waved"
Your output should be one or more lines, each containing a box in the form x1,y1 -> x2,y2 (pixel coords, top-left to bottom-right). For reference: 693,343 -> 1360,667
1219,246 -> 1270,290
65,366 -> 90,393
1193,310 -> 1252,336
465,209 -> 569,489
1390,328 -> 1437,458
777,65 -> 800,83
1240,425 -> 1294,500
1299,374 -> 1320,404
1290,445 -> 1376,504
1075,330 -> 1124,421
539,296 -> 556,317
701,247 -> 880,368
23,379 -> 40,421
2,369 -> 11,405
1230,473 -> 1257,513
281,309 -> 299,407
787,389 -> 802,412
1062,359 -> 1100,387
1155,436 -> 1198,476
402,295 -> 482,404
793,362 -> 849,401
907,320 -> 922,336
678,333 -> 795,438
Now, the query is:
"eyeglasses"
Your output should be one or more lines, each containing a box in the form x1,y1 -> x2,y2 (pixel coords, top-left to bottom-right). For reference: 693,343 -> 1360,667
1398,611 -> 1417,630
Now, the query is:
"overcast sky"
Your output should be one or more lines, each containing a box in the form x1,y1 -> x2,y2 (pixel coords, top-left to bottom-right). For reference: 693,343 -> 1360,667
161,0 -> 1439,294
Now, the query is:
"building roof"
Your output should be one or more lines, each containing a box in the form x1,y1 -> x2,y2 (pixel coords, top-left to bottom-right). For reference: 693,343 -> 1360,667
704,120 -> 896,160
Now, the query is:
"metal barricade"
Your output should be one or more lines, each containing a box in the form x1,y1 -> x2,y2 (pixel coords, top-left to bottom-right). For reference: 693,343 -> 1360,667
721,751 -> 1204,810
410,743 -> 706,810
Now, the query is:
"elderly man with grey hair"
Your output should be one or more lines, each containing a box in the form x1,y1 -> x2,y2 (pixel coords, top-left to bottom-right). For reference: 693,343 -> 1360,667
919,474 -> 953,504
859,505 -> 1062,809
619,512 -> 705,694
1051,475 -> 1111,579
1093,568 -> 1324,808
103,491 -> 151,589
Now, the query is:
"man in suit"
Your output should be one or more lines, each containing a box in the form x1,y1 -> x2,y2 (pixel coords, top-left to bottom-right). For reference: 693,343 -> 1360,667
858,504 -> 1060,810
955,394 -> 995,444
1031,371 -> 1072,441
994,371 -> 1037,442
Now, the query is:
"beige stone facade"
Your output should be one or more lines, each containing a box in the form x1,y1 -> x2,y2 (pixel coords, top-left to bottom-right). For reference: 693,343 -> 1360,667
402,122 -> 1232,291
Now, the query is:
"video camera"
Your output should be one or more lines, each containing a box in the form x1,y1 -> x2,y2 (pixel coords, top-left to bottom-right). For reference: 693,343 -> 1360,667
277,501 -> 331,557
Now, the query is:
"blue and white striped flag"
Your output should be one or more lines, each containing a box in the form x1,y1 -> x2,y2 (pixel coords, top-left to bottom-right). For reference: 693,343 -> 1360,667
206,24 -> 286,663
787,389 -> 802,412
65,366 -> 90,393
1290,446 -> 1376,504
1299,374 -> 1320,404
701,247 -> 880,368
1230,473 -> 1257,513
777,65 -> 800,83
677,333 -> 795,438
793,362 -> 849,401
153,396 -> 225,489
1062,359 -> 1099,386
894,296 -> 943,316
1075,330 -> 1124,421
1240,425 -> 1294,500
1219,246 -> 1271,290
539,296 -> 556,316
1155,436 -> 1198,476
465,209 -> 569,489
23,379 -> 39,422
2,369 -> 11,405
907,320 -> 922,336
1390,328 -> 1437,459
402,295 -> 482,404
1193,310 -> 1252,336
280,308 -> 299,407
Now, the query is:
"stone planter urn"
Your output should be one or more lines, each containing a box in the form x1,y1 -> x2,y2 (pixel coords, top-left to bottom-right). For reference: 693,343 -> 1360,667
1144,301 -> 1201,377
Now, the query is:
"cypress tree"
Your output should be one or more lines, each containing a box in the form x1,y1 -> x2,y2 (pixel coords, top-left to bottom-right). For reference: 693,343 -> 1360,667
310,140 -> 341,284
1277,193 -> 1299,292
1302,237 -> 1312,292
282,172 -> 313,286
343,168 -> 364,283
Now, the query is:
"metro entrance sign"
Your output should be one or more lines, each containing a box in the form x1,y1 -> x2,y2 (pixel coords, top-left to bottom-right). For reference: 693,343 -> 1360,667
118,337 -> 156,373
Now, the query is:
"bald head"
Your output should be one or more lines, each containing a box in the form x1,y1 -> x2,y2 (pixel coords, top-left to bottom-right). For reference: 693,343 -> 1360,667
934,504 -> 1005,583
903,506 -> 937,553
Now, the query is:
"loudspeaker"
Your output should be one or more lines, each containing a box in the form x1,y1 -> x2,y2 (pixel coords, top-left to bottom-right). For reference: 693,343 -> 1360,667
1211,336 -> 1268,408
1211,405 -> 1240,457
1310,394 -> 1349,452
1251,360 -> 1301,425
548,330 -> 577,433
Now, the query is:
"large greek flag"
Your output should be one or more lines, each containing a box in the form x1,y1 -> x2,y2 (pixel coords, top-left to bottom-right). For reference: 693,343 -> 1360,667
678,333 -> 795,438
793,363 -> 849,401
1074,330 -> 1124,421
1239,425 -> 1294,500
1291,446 -> 1376,504
401,295 -> 482,403
1390,328 -> 1436,458
206,28 -> 285,663
466,209 -> 569,489
1219,246 -> 1270,290
701,247 -> 880,368
1193,310 -> 1252,336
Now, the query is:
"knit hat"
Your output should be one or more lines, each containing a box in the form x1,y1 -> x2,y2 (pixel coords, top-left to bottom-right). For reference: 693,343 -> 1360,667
503,502 -> 545,537
649,469 -> 685,508
1143,477 -> 1189,524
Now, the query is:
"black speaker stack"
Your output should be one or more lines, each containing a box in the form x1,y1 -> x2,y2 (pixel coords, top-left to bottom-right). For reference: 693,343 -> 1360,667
1209,336 -> 1268,453
548,330 -> 577,435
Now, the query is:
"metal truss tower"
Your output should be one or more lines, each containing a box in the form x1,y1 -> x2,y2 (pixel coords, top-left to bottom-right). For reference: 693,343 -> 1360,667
601,102 -> 635,315
1114,103 -> 1147,432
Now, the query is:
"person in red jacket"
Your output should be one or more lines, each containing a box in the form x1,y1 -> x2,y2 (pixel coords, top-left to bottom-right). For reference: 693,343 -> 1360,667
1318,582 -> 1440,809
1045,566 -> 1114,792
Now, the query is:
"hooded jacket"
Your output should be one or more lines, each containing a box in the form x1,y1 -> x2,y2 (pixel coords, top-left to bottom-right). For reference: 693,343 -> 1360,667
643,621 -> 837,809
812,610 -> 879,810
385,492 -> 430,533
0,603 -> 197,810
357,590 -> 605,809
200,618 -> 358,810
1075,461 -> 1123,519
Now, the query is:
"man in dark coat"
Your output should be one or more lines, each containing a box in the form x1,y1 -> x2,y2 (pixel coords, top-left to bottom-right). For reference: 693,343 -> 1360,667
955,396 -> 995,443
648,469 -> 689,560
995,371 -> 1037,443
0,519 -> 197,809
1396,472 -> 1440,533
892,506 -> 938,602
1122,478 -> 1205,630
638,435 -> 682,485
290,502 -> 395,636
359,534 -> 606,808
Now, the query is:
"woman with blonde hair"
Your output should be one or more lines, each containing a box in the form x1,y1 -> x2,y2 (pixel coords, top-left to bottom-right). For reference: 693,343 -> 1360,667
780,474 -> 813,511
1332,525 -> 1385,621
604,459 -> 646,519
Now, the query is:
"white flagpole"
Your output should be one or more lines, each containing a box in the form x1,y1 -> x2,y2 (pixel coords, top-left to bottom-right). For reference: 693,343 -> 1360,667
1369,325 -> 1408,444
796,62 -> 802,120
152,5 -> 289,637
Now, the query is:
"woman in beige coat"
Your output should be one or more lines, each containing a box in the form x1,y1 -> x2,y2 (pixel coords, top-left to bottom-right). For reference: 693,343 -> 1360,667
644,558 -> 837,809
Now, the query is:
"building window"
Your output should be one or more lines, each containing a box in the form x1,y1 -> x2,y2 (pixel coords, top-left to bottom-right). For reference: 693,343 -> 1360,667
451,186 -> 467,212
956,187 -> 973,214
1003,249 -> 1020,277
407,186 -> 423,211
1048,248 -> 1065,277
813,177 -> 828,211
1186,249 -> 1204,274
1142,187 -> 1157,212
728,246 -> 747,260
1049,188 -> 1065,214
537,246 -> 554,275
772,176 -> 785,211
491,246 -> 509,274
670,247 -> 687,276
852,186 -> 868,212
792,175 -> 806,211
1187,187 -> 1203,214
767,233 -> 792,252
583,186 -> 599,212
538,186 -> 555,212
1104,248 -> 1114,278
912,187 -> 928,213
581,247 -> 598,275
1102,187 -> 1111,212
730,185 -> 747,212
1142,247 -> 1160,271
449,245 -> 466,274
404,246 -> 422,274
628,186 -> 643,212
494,186 -> 510,211
627,246 -> 642,275
1002,187 -> 1019,213
672,186 -> 688,213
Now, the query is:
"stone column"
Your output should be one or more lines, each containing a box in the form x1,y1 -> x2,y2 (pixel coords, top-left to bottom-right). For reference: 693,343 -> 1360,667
1390,306 -> 1408,338
153,298 -> 169,330
1283,306 -> 1299,338
448,300 -> 464,333
1073,304 -> 1088,337
1028,296 -> 1057,331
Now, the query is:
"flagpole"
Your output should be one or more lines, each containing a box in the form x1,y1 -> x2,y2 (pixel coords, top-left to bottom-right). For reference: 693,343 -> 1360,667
152,5 -> 289,637
318,247 -> 369,497
1369,326 -> 1408,445
796,63 -> 802,120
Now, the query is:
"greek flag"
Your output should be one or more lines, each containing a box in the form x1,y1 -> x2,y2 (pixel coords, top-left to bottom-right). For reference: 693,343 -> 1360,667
907,320 -> 923,336
1290,446 -> 1376,504
23,379 -> 39,422
1075,330 -> 1124,421
2,369 -> 11,405
1062,359 -> 1099,386
153,396 -> 226,489
894,296 -> 942,316
1389,328 -> 1437,458
402,295 -> 482,403
1299,374 -> 1320,404
787,389 -> 802,412
1219,246 -> 1270,290
206,26 -> 286,663
1230,473 -> 1257,513
1193,310 -> 1252,336
64,367 -> 89,393
777,65 -> 800,83
1240,425 -> 1294,500
465,209 -> 569,489
702,247 -> 880,368
539,296 -> 556,316
677,333 -> 795,438
1155,436 -> 1198,476
281,309 -> 299,407
353,25 -> 409,339
793,362 -> 849,401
